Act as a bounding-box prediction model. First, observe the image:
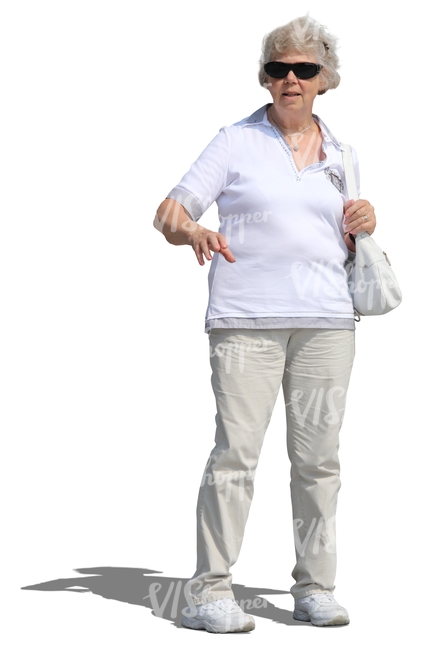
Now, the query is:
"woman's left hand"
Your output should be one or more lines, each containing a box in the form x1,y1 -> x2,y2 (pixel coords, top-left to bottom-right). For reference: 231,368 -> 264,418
343,199 -> 376,236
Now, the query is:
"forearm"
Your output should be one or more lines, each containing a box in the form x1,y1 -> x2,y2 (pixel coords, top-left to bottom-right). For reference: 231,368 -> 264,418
154,198 -> 235,265
154,198 -> 205,246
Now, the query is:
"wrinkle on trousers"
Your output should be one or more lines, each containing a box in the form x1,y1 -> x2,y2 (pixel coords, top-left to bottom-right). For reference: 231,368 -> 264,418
185,328 -> 355,605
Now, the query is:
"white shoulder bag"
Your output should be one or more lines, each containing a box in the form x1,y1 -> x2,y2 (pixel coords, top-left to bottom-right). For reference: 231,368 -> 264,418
341,144 -> 402,317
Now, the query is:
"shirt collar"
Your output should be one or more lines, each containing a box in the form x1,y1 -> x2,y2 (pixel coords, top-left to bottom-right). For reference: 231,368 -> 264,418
241,103 -> 343,151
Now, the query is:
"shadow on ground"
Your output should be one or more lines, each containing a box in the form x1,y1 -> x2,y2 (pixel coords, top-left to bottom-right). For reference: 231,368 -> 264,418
22,566 -> 309,628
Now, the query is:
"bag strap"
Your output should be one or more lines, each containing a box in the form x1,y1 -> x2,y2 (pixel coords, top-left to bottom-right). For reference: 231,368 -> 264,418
341,143 -> 370,245
340,143 -> 358,200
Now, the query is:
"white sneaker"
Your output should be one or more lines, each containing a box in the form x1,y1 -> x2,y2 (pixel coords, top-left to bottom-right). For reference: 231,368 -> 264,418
293,591 -> 350,626
181,597 -> 255,633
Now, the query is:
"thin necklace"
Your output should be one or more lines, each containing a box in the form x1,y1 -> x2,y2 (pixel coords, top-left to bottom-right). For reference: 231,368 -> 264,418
270,108 -> 313,152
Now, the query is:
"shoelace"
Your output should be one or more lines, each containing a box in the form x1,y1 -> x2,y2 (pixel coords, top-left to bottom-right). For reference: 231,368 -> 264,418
202,598 -> 239,613
309,592 -> 336,604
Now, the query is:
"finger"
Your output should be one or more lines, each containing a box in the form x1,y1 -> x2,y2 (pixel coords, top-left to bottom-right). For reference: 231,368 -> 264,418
191,232 -> 212,265
192,242 -> 205,266
348,211 -> 376,235
209,232 -> 233,254
349,213 -> 369,229
199,238 -> 213,262
207,233 -> 223,253
208,233 -> 236,262
349,221 -> 375,236
344,205 -> 372,231
220,246 -> 236,263
212,233 -> 236,261
344,205 -> 367,222
343,199 -> 355,212
215,233 -> 229,250
344,200 -> 369,219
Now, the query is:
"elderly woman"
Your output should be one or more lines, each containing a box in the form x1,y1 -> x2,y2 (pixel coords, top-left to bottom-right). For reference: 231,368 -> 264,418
155,15 -> 376,632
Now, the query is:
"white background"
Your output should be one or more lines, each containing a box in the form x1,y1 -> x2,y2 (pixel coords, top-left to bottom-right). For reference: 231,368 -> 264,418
1,1 -> 430,648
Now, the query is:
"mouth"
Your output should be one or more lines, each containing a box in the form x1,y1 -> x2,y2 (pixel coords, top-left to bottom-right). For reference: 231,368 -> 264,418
282,92 -> 301,97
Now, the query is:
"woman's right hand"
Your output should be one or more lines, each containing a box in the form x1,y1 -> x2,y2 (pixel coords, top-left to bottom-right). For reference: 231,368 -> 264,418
188,226 -> 236,266
154,198 -> 235,265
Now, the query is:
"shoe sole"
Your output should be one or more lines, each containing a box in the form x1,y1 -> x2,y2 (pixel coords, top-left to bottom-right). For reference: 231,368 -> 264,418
181,615 -> 255,633
293,610 -> 350,626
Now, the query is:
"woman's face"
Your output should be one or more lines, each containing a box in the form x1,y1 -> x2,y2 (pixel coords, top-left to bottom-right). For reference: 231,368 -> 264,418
266,49 -> 325,113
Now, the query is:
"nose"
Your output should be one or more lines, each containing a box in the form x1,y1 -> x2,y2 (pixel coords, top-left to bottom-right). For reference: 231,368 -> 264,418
284,69 -> 298,83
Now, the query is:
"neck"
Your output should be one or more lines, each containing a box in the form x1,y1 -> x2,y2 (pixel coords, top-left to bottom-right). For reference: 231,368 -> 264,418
270,104 -> 314,133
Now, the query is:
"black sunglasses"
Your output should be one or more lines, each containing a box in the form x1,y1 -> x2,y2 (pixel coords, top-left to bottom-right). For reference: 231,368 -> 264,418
264,61 -> 322,80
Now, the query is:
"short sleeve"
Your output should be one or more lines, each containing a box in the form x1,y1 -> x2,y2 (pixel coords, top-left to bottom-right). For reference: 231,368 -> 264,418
166,126 -> 231,221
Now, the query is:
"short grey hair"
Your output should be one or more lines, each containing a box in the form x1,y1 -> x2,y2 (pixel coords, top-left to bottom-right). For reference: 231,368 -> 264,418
258,15 -> 340,95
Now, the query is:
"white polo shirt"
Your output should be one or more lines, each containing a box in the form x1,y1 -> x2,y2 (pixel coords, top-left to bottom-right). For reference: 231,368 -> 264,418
167,104 -> 360,332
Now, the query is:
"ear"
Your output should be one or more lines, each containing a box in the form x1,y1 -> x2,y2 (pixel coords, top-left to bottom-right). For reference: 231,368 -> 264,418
318,67 -> 328,93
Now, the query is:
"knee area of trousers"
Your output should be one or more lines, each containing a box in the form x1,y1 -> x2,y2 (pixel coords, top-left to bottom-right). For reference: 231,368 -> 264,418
200,467 -> 256,488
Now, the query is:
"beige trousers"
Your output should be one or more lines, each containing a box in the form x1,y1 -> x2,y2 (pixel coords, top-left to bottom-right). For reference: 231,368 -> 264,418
186,328 -> 355,605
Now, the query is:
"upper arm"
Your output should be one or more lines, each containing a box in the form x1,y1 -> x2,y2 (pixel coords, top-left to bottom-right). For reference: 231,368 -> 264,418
166,127 -> 231,221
